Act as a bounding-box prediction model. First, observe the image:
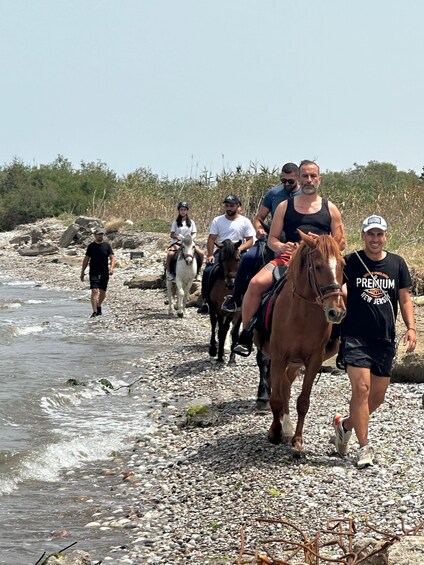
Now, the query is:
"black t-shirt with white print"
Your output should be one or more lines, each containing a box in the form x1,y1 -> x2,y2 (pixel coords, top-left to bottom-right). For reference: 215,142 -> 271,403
343,250 -> 411,340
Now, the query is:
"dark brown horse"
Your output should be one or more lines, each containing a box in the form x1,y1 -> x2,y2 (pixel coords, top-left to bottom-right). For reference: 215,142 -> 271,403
208,239 -> 242,363
258,230 -> 346,456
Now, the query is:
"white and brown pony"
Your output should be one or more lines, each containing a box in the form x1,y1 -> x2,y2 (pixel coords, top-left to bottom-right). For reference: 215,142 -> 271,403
166,235 -> 197,318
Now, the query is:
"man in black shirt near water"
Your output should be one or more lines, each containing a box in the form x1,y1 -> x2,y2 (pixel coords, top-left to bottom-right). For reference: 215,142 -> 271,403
81,227 -> 115,318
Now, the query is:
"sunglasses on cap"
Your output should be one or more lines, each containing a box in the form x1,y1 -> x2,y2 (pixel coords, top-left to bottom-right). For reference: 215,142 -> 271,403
281,178 -> 296,186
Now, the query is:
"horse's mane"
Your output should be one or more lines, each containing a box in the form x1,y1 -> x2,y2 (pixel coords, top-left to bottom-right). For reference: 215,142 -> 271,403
220,239 -> 237,262
286,234 -> 342,284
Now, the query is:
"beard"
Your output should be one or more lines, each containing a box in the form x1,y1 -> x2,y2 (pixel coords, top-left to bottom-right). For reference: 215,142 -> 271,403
301,181 -> 320,195
226,210 -> 237,217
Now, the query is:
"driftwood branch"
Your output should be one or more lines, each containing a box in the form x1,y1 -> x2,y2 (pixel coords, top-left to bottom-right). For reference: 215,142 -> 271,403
238,517 -> 424,565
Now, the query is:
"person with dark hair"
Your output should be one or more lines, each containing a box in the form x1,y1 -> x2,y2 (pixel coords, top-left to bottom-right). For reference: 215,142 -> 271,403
165,201 -> 204,281
197,195 -> 255,314
233,160 -> 345,355
221,162 -> 300,313
332,215 -> 416,469
81,227 -> 115,318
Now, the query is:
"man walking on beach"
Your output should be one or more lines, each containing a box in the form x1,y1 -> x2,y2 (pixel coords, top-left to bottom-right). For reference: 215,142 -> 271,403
333,215 -> 417,468
81,227 -> 115,318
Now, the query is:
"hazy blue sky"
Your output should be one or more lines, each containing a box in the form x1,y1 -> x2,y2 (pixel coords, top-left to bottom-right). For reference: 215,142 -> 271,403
1,0 -> 423,178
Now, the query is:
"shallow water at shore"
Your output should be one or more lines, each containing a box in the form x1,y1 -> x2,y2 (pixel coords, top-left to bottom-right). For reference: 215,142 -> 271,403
0,276 -> 158,564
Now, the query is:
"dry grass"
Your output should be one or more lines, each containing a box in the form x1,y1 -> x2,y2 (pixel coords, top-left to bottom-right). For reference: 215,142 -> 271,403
100,165 -> 424,272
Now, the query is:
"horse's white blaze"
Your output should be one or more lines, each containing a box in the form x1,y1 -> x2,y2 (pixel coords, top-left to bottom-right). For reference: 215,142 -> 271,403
329,255 -> 338,282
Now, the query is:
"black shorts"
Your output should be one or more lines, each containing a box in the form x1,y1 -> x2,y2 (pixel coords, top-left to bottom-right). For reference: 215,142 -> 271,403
89,274 -> 109,291
340,336 -> 396,377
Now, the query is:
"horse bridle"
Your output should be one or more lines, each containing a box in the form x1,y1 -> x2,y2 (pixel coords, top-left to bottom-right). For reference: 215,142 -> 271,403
304,247 -> 343,306
178,244 -> 195,263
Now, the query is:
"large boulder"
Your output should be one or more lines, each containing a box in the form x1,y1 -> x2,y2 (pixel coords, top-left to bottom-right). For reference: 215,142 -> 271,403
391,353 -> 424,383
59,224 -> 81,248
30,228 -> 44,244
125,274 -> 164,289
9,234 -> 31,245
17,243 -> 59,256
387,536 -> 424,564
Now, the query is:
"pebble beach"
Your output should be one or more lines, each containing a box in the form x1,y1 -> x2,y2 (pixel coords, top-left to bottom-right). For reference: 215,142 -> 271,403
1,220 -> 423,564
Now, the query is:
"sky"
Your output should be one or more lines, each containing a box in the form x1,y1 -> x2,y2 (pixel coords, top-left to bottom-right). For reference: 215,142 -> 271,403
1,0 -> 423,179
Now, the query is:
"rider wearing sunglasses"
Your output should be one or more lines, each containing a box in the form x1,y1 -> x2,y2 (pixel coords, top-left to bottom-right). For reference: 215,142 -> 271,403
222,162 -> 300,314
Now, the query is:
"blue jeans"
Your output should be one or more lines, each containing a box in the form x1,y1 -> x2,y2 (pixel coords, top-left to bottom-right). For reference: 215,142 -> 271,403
201,249 -> 221,299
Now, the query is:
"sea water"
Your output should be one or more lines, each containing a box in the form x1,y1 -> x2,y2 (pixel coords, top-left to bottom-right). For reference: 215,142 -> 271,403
0,275 -> 157,564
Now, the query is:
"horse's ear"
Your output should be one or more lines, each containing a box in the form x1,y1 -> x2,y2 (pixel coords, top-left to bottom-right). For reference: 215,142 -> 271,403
234,240 -> 242,249
298,229 -> 318,249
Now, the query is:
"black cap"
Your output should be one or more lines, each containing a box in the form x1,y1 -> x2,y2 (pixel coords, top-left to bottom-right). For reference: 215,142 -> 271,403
177,200 -> 190,209
223,195 -> 241,206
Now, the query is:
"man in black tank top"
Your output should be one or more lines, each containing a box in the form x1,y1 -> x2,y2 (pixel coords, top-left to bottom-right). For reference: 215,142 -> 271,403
233,160 -> 346,356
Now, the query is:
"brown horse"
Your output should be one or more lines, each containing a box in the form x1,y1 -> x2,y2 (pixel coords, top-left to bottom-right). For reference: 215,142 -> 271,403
208,239 -> 242,363
259,230 -> 346,456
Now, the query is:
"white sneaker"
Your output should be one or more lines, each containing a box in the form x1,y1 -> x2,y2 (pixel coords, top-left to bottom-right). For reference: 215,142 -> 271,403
357,445 -> 374,469
333,413 -> 352,456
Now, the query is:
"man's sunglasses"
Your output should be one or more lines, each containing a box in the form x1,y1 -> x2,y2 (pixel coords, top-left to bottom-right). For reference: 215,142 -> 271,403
281,178 -> 296,186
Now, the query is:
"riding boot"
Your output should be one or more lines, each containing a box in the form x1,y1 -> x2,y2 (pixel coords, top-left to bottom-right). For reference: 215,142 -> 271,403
233,329 -> 253,357
197,300 -> 209,315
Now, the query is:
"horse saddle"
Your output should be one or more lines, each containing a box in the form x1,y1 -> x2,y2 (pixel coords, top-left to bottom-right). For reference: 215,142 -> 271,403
169,246 -> 202,276
207,263 -> 223,297
195,250 -> 203,273
249,265 -> 288,347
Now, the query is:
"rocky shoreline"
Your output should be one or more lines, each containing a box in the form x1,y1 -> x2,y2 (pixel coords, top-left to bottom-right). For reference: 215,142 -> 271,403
1,219 -> 423,564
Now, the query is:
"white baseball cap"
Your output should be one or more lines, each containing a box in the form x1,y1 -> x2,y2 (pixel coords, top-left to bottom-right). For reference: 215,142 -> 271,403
362,215 -> 387,232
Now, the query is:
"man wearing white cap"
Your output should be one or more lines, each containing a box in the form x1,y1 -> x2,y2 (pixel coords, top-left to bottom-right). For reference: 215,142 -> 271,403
333,215 -> 417,468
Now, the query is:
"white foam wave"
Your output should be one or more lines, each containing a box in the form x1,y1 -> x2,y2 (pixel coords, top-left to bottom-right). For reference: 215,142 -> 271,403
14,325 -> 45,336
0,302 -> 22,310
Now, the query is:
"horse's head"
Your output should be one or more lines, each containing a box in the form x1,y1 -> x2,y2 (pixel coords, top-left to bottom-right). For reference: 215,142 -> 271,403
179,235 -> 196,265
216,239 -> 241,289
291,231 -> 346,324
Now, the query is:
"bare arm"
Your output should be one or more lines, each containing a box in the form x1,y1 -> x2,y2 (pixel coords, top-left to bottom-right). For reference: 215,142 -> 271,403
80,256 -> 89,281
109,254 -> 116,274
239,236 -> 254,254
328,202 -> 346,251
399,288 -> 417,352
253,205 -> 271,239
206,234 -> 218,262
268,201 -> 296,255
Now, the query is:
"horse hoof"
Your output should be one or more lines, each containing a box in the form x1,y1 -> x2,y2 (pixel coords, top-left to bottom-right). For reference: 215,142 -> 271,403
267,431 -> 282,445
256,400 -> 270,412
228,356 -> 236,365
291,447 -> 305,459
209,347 -> 217,357
216,358 -> 225,364
177,312 -> 184,318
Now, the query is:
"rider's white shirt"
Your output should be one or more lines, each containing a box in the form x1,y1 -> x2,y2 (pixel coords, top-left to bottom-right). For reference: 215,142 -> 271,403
170,219 -> 197,244
209,214 -> 255,244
